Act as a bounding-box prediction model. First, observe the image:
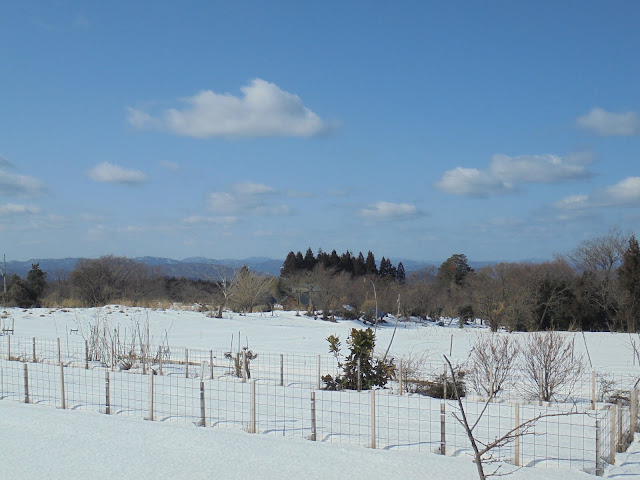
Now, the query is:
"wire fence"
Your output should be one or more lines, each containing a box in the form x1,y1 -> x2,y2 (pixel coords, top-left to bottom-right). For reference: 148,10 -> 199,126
0,355 -> 638,476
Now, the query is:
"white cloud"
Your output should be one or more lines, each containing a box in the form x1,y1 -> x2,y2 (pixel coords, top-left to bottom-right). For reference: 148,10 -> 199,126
0,155 -> 13,169
360,202 -> 419,221
207,181 -> 290,217
554,177 -> 640,211
436,153 -> 593,197
576,107 -> 640,136
182,215 -> 237,225
127,79 -> 329,138
0,170 -> 45,197
87,162 -> 148,184
0,203 -> 40,216
160,161 -> 180,171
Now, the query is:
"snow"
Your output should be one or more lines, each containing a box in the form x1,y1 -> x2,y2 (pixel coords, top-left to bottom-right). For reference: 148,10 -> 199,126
1,306 -> 639,479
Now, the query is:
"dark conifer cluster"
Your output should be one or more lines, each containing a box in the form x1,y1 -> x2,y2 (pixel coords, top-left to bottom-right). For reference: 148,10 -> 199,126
280,248 -> 405,282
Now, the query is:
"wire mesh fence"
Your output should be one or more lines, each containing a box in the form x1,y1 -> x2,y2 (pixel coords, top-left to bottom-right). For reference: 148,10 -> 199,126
1,356 -> 637,477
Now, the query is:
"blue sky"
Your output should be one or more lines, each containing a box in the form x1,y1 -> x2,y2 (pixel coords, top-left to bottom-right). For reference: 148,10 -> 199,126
1,1 -> 639,263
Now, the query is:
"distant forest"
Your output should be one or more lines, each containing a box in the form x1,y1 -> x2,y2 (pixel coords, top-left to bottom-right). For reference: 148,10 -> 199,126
3,229 -> 640,333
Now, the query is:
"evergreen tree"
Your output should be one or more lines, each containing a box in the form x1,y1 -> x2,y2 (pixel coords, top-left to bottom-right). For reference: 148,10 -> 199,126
353,252 -> 366,276
329,250 -> 340,270
340,251 -> 354,275
26,263 -> 46,305
437,253 -> 473,287
303,248 -> 317,271
619,235 -> 640,330
295,251 -> 304,270
396,262 -> 406,283
365,251 -> 378,275
280,251 -> 298,278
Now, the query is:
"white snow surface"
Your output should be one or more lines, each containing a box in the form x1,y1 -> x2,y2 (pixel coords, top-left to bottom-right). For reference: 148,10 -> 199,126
1,306 -> 639,479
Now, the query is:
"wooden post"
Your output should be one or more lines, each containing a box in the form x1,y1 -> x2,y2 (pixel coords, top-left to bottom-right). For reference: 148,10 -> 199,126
185,348 -> 189,378
242,350 -> 247,383
280,354 -> 284,387
147,372 -> 154,421
440,402 -> 446,455
85,340 -> 89,369
592,371 -> 596,409
311,391 -> 317,441
57,338 -> 62,366
443,362 -> 447,400
610,404 -> 616,464
158,346 -> 163,376
23,363 -> 29,404
399,360 -> 403,395
105,371 -> 111,414
317,354 -> 321,390
199,380 -> 206,427
142,349 -> 147,375
7,335 -> 10,360
249,379 -> 256,433
595,419 -> 602,476
370,389 -> 376,449
59,362 -> 66,409
617,400 -> 623,452
111,342 -> 114,371
357,358 -> 362,392
210,350 -> 214,379
631,388 -> 638,440
33,337 -> 37,363
514,403 -> 520,466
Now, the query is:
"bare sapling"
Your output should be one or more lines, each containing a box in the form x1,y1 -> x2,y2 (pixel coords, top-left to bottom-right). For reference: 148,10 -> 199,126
468,334 -> 519,400
520,331 -> 584,402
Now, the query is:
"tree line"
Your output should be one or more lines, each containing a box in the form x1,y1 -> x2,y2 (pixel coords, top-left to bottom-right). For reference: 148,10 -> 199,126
4,230 -> 640,332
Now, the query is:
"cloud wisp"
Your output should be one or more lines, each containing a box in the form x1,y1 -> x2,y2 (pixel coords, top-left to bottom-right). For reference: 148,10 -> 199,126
436,153 -> 593,197
360,201 -> 421,222
554,176 -> 640,211
0,159 -> 45,197
576,107 -> 640,136
206,181 -> 291,217
0,203 -> 41,216
127,79 -> 329,139
87,162 -> 148,185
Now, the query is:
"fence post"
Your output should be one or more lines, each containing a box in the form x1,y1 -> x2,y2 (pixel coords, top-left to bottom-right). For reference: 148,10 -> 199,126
357,358 -> 362,392
617,400 -> 623,452
199,380 -> 206,427
59,362 -> 66,409
242,350 -> 247,383
111,342 -> 115,371
105,371 -> 111,414
370,389 -> 376,449
592,371 -> 596,409
317,354 -> 321,390
249,379 -> 256,433
280,354 -> 284,387
57,338 -> 62,366
440,402 -> 446,455
23,363 -> 29,404
7,335 -> 10,360
631,388 -> 638,440
610,404 -> 616,464
595,419 -> 602,476
210,350 -> 214,379
185,348 -> 189,378
310,391 -> 317,441
399,360 -> 403,395
514,403 -> 520,466
33,337 -> 37,363
443,362 -> 447,400
85,340 -> 89,369
146,371 -> 154,421
158,346 -> 163,376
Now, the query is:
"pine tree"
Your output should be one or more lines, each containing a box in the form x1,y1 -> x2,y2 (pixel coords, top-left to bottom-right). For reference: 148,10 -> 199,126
365,251 -> 378,275
303,248 -> 316,271
280,251 -> 298,278
619,235 -> 640,330
396,262 -> 406,283
353,252 -> 366,276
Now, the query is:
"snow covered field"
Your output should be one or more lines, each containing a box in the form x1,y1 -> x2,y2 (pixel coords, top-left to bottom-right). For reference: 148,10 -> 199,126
1,306 -> 639,479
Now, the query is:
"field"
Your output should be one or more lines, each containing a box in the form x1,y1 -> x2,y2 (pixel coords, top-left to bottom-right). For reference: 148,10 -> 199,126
1,306 -> 639,479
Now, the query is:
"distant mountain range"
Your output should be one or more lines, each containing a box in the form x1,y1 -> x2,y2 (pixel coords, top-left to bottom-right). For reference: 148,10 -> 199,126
4,256 -> 508,281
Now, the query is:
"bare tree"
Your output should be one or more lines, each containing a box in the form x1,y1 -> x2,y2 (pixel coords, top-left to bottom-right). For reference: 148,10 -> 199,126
468,334 -> 519,399
520,330 -> 584,402
229,266 -> 273,314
